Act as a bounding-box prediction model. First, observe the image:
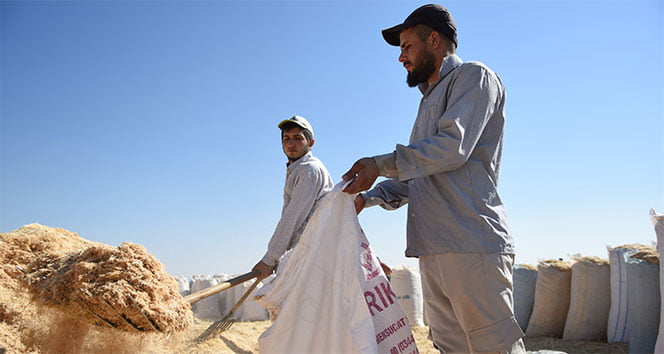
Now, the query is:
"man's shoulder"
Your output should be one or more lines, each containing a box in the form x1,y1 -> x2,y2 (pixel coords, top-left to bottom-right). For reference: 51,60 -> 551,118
451,61 -> 503,88
456,61 -> 496,76
293,155 -> 330,174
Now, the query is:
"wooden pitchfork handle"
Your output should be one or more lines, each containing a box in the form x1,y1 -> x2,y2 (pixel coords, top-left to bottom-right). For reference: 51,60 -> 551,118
193,279 -> 261,342
184,270 -> 259,304
226,279 -> 260,317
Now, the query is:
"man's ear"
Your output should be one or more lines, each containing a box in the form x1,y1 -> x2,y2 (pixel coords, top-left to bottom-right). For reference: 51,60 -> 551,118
308,138 -> 315,148
429,31 -> 441,49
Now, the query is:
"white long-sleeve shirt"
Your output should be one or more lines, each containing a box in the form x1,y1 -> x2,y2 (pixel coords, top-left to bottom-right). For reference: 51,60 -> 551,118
261,152 -> 333,266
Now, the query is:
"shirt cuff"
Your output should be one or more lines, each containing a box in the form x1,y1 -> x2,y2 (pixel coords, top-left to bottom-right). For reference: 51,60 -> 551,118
261,254 -> 278,267
373,151 -> 398,178
361,192 -> 382,208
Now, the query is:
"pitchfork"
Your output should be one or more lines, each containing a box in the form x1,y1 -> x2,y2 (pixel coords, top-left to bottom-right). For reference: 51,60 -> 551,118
193,278 -> 261,342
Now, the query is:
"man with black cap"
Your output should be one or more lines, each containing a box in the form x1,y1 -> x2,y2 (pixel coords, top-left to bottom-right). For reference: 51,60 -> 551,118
253,115 -> 333,280
343,4 -> 525,353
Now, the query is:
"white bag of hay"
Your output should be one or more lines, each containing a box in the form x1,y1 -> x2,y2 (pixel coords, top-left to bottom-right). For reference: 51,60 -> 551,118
653,209 -> 664,353
525,259 -> 571,337
173,275 -> 191,296
626,248 -> 660,354
190,274 -> 202,314
212,273 -> 232,316
238,279 -> 268,322
230,275 -> 248,320
513,264 -> 537,332
190,275 -> 222,319
562,256 -> 610,340
256,182 -> 417,354
226,275 -> 270,321
390,265 -> 424,327
223,273 -> 260,320
606,244 -> 653,343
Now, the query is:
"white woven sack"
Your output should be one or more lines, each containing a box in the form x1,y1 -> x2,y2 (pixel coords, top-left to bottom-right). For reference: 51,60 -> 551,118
525,261 -> 571,337
212,273 -> 232,316
230,275 -> 248,320
513,265 -> 537,332
606,246 -> 637,343
191,275 -> 222,319
189,275 -> 201,315
239,279 -> 268,321
173,275 -> 190,296
562,259 -> 610,340
256,182 -> 417,354
626,254 -> 660,354
653,209 -> 664,353
223,274 -> 241,319
259,273 -> 278,321
390,265 -> 424,327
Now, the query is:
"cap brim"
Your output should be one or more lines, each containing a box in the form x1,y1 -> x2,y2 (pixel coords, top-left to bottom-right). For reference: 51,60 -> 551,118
278,119 -> 296,129
381,23 -> 409,46
278,119 -> 312,135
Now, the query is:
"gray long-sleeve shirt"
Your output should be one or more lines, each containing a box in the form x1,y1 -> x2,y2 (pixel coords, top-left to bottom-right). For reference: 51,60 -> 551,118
364,54 -> 515,257
261,152 -> 333,266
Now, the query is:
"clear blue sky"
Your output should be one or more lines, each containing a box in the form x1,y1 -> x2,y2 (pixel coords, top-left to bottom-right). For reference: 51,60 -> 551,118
2,1 -> 663,277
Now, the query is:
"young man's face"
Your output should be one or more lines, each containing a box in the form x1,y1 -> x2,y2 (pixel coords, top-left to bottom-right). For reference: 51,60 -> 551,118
398,27 -> 438,87
282,127 -> 313,162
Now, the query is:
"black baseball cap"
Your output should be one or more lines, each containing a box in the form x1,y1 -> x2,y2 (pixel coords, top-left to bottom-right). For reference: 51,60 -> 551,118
382,4 -> 457,48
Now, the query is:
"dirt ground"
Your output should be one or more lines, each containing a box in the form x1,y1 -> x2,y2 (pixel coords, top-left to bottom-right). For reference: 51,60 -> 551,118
1,312 -> 631,353
0,224 -> 632,354
180,320 -> 630,354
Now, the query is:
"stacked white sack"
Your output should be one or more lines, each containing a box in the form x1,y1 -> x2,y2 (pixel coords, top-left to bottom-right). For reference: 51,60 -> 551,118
239,279 -> 269,321
562,257 -> 610,340
606,244 -> 656,343
606,245 -> 636,343
173,275 -> 191,296
652,209 -> 664,353
513,264 -> 537,332
626,248 -> 660,354
213,273 -> 232,317
526,259 -> 571,337
228,274 -> 245,320
190,274 -> 222,319
228,275 -> 269,321
390,265 -> 424,327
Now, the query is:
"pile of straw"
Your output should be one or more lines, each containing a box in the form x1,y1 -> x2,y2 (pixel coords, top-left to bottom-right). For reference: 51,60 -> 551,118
23,241 -> 193,332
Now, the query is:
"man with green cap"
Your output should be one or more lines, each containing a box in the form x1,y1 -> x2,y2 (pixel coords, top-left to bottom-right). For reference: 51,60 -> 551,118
343,4 -> 525,353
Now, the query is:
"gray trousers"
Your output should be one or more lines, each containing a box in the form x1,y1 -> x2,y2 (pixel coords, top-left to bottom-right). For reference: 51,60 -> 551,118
419,253 -> 525,354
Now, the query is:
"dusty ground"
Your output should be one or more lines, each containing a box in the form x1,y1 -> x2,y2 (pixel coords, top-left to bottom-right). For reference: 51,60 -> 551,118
0,224 -> 632,354
523,336 -> 628,354
1,312 -> 631,353
180,320 -> 630,354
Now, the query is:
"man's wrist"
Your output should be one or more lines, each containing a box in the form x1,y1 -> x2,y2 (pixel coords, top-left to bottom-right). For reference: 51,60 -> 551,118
373,151 -> 398,178
260,255 -> 277,267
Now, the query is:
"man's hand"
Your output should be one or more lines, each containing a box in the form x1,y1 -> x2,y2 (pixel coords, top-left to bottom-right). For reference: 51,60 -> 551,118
342,158 -> 379,194
378,258 -> 393,277
252,261 -> 275,281
354,194 -> 366,214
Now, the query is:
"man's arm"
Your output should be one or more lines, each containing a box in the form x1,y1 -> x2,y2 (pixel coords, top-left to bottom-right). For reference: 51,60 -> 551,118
260,169 -> 326,268
344,64 -> 503,193
391,64 -> 504,181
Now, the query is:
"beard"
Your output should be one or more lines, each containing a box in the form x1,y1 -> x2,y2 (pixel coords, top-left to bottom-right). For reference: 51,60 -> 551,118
406,49 -> 438,87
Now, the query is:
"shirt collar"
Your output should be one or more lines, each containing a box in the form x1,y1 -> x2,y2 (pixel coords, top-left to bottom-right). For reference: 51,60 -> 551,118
418,54 -> 463,96
287,151 -> 313,169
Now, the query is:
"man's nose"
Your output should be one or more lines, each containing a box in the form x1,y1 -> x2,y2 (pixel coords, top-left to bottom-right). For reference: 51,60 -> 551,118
398,52 -> 406,63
